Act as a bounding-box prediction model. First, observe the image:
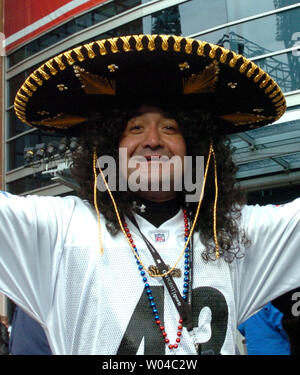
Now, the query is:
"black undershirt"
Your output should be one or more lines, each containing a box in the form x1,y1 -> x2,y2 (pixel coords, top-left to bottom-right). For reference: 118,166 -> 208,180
132,197 -> 181,227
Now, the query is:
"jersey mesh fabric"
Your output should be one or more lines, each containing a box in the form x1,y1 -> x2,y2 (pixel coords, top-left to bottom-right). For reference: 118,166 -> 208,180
0,194 -> 299,354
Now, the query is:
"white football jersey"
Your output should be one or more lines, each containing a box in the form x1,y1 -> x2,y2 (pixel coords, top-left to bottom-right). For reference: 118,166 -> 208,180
0,192 -> 299,355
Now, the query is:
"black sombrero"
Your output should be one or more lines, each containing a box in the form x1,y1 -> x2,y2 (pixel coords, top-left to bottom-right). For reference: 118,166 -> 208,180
14,34 -> 286,134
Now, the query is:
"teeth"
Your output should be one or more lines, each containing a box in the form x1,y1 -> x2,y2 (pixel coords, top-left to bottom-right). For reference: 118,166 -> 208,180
146,155 -> 161,160
132,155 -> 167,162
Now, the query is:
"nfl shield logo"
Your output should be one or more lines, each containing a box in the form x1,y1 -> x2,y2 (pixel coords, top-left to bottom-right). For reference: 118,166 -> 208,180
154,233 -> 166,242
149,230 -> 169,243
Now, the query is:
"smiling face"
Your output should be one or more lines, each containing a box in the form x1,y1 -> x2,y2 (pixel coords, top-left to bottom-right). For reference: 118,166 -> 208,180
119,105 -> 186,202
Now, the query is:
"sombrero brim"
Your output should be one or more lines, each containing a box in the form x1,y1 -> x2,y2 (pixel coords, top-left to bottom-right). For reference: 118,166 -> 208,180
14,34 -> 286,134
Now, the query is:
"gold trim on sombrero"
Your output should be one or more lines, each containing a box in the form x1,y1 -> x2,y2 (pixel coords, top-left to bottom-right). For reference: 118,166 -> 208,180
183,60 -> 219,94
13,34 -> 286,130
173,36 -> 183,52
37,67 -> 51,81
32,114 -> 87,129
20,85 -> 33,97
53,55 -> 66,71
64,50 -> 76,65
16,92 -> 29,102
161,35 -> 169,51
73,47 -> 85,62
265,81 -> 277,94
95,40 -> 108,55
272,94 -> 283,103
30,72 -> 43,86
208,45 -> 219,59
120,36 -> 132,52
253,70 -> 265,83
132,35 -> 144,51
246,64 -> 258,78
220,113 -> 275,126
239,59 -> 251,74
196,41 -> 206,56
229,54 -> 243,68
24,81 -> 37,92
147,35 -> 157,51
15,97 -> 26,107
184,37 -> 194,54
14,102 -> 26,112
105,37 -> 118,54
84,42 -> 97,58
259,75 -> 271,89
219,47 -> 229,63
269,86 -> 281,98
276,105 -> 286,116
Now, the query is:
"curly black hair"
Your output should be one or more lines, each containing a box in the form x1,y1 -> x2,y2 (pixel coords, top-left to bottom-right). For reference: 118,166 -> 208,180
71,106 -> 249,262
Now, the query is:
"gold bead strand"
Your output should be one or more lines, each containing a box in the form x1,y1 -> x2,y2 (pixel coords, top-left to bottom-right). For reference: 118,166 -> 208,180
210,141 -> 220,259
93,150 -> 149,271
93,149 -> 104,254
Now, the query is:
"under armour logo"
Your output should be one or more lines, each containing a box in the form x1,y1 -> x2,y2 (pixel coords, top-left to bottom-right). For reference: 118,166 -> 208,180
133,201 -> 146,213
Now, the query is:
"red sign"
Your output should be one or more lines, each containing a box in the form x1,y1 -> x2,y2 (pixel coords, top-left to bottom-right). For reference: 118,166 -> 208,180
4,0 -> 108,53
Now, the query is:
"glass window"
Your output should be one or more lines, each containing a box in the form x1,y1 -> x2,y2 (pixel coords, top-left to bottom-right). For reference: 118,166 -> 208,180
255,51 -> 300,93
226,0 -> 300,22
95,1 -> 228,37
7,0 -> 144,68
76,13 -> 94,31
7,133 -> 65,171
140,0 -> 228,36
116,0 -> 142,11
199,7 -> 300,57
7,133 -> 40,171
151,6 -> 183,35
7,109 -> 32,139
178,0 -> 228,36
8,72 -> 26,107
7,174 -> 56,195
7,64 -> 45,139
237,158 -> 281,178
7,48 -> 25,67
227,7 -> 300,57
25,39 -> 42,57
196,29 -> 230,46
93,18 -> 143,40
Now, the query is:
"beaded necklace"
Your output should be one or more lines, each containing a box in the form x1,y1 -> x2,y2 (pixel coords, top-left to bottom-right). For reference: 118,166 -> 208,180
92,139 -> 221,353
123,208 -> 190,351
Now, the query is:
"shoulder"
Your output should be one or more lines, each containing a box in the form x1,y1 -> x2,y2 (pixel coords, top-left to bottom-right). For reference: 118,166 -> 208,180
240,198 -> 300,226
0,193 -> 94,224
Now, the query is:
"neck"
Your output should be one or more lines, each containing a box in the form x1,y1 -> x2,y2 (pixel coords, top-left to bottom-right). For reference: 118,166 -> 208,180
132,195 -> 181,227
135,190 -> 177,203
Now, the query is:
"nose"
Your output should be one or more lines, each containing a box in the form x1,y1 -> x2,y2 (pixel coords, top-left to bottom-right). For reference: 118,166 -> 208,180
141,125 -> 164,149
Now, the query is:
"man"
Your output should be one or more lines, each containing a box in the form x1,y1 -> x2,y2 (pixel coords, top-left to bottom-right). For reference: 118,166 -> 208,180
9,305 -> 52,355
2,34 -> 299,355
238,302 -> 291,355
272,287 -> 300,355
0,316 -> 9,355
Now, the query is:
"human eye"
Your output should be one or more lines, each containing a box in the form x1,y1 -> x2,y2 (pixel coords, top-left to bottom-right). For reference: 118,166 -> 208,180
128,123 -> 143,133
162,121 -> 179,133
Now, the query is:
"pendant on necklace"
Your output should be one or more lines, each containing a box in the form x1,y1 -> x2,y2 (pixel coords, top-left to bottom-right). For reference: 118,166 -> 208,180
148,264 -> 182,278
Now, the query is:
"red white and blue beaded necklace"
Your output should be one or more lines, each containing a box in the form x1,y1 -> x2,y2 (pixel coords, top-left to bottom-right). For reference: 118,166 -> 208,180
93,141 -> 221,353
123,208 -> 194,352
